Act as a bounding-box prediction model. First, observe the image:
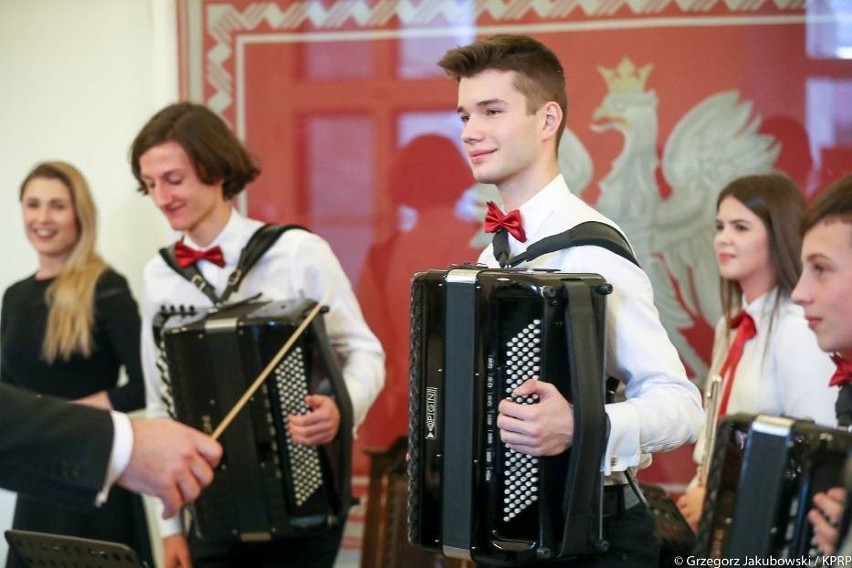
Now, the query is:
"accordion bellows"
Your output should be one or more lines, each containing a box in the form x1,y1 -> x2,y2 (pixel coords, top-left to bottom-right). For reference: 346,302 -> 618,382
155,299 -> 353,542
407,266 -> 612,565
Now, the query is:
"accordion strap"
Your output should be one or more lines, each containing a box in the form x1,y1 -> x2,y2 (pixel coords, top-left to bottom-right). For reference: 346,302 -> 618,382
159,223 -> 307,305
505,221 -> 639,268
559,279 -> 611,555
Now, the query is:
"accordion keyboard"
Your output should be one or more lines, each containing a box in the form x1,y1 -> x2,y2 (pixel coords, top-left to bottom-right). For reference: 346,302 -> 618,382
273,346 -> 323,506
502,319 -> 542,522
153,299 -> 353,541
407,268 -> 610,563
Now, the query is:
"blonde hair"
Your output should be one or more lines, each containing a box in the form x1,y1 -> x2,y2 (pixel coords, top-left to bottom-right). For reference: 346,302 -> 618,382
20,161 -> 107,362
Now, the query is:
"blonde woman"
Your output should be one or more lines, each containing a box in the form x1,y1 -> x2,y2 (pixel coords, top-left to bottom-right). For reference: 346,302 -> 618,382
1,161 -> 153,567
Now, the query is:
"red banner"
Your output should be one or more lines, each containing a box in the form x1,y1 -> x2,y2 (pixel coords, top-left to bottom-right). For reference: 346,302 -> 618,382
178,0 -> 852,550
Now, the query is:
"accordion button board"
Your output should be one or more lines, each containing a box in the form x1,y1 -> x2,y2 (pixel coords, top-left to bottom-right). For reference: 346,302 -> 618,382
155,299 -> 353,542
407,266 -> 612,565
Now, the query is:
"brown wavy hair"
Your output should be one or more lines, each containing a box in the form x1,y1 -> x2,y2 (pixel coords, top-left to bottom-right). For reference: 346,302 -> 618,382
129,102 -> 260,199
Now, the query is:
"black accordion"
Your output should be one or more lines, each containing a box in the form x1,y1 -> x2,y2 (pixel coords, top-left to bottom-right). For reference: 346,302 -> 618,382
407,267 -> 612,565
696,413 -> 852,559
154,299 -> 353,542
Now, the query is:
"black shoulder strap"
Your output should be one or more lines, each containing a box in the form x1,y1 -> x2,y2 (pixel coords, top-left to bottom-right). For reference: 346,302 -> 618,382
505,221 -> 639,268
220,223 -> 307,302
159,223 -> 308,305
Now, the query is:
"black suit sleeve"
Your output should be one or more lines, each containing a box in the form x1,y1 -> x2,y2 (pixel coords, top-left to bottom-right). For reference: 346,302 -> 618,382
0,383 -> 114,506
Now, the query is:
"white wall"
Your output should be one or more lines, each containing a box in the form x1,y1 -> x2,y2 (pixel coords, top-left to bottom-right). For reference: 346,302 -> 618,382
0,0 -> 178,563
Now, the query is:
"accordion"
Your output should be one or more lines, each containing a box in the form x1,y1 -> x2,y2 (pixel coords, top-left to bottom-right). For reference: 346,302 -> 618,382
695,413 -> 852,559
407,266 -> 611,565
154,299 -> 353,542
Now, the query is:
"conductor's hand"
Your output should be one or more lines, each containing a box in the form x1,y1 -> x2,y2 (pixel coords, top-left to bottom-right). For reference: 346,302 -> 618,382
288,394 -> 340,446
809,487 -> 847,555
676,484 -> 705,532
496,379 -> 573,457
118,418 -> 222,519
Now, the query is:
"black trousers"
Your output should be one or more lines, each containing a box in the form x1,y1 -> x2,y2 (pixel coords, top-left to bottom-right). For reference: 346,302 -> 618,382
479,504 -> 659,568
188,522 -> 345,568
543,504 -> 659,567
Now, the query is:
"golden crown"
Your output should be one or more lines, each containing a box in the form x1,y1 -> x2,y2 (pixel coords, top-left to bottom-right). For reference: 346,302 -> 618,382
598,58 -> 654,93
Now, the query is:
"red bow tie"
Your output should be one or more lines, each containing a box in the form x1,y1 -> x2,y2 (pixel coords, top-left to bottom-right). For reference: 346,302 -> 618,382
830,354 -> 852,387
484,201 -> 526,243
174,241 -> 225,268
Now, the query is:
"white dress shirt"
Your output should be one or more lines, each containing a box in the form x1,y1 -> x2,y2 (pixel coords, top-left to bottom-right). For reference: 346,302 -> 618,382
690,289 -> 837,479
478,174 -> 704,476
142,209 -> 385,536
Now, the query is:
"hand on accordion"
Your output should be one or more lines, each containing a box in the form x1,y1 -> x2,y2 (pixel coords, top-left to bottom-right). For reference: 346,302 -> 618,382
676,483 -> 705,532
496,378 -> 574,457
808,487 -> 847,555
287,394 -> 341,446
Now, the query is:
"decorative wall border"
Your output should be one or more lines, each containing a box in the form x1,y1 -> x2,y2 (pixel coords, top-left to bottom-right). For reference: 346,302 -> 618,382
181,0 -> 816,114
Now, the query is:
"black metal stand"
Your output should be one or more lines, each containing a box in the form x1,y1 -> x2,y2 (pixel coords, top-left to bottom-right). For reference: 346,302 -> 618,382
4,529 -> 148,567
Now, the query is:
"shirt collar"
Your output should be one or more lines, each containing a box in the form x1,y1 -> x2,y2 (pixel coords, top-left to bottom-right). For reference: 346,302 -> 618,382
741,287 -> 779,321
514,173 -> 568,243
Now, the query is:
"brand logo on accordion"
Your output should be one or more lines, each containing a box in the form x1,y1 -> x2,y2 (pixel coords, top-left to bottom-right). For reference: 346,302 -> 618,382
425,387 -> 438,439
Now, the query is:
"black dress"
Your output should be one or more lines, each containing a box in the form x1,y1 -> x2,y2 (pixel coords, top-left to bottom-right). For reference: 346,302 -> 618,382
0,269 -> 154,568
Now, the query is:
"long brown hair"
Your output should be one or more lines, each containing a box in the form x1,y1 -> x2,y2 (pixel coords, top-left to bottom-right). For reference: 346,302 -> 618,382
20,161 -> 107,362
716,173 -> 804,339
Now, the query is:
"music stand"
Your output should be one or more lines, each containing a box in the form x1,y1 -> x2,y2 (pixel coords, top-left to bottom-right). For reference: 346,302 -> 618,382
4,529 -> 149,567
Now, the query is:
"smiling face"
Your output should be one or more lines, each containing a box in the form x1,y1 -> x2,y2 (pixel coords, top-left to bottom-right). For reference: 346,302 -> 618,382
793,219 -> 852,358
21,177 -> 79,270
714,195 -> 775,302
456,69 -> 559,205
138,141 -> 231,246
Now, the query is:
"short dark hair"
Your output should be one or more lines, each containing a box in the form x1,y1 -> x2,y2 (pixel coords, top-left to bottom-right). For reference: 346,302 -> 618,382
129,102 -> 260,199
438,34 -> 567,148
802,174 -> 852,236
